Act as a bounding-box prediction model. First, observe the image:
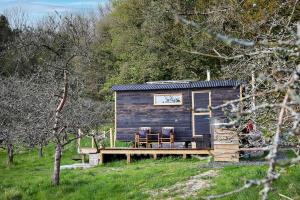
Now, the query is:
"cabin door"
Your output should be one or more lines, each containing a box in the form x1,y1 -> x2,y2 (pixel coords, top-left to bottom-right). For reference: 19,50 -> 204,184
192,91 -> 212,137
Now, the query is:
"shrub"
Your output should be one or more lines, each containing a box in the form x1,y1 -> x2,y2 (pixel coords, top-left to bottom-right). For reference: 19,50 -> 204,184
4,188 -> 23,200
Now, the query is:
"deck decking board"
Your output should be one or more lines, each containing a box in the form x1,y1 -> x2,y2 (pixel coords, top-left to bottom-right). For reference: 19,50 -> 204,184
98,148 -> 213,164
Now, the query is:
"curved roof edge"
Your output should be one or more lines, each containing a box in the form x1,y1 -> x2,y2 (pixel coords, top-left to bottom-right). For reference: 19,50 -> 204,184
112,80 -> 243,92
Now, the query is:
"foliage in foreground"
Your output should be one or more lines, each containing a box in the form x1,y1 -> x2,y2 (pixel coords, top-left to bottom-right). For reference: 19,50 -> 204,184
0,145 -> 299,200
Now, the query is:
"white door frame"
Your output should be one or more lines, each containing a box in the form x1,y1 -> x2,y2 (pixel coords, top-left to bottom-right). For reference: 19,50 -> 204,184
192,91 -> 212,137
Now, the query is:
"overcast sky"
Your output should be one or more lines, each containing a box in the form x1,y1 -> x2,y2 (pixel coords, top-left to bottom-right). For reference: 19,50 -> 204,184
0,0 -> 107,23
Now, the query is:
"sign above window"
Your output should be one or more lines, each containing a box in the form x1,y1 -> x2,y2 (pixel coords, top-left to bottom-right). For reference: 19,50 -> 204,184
154,94 -> 183,105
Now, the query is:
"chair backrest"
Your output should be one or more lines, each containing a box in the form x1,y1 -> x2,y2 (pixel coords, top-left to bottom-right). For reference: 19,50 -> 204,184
162,127 -> 174,131
140,127 -> 151,131
139,127 -> 151,138
161,127 -> 174,137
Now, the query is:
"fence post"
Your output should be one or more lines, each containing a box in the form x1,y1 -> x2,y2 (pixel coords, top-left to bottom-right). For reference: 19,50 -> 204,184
110,128 -> 113,148
77,129 -> 82,153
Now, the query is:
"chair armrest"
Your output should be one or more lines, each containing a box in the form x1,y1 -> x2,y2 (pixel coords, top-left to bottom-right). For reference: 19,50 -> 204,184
171,133 -> 175,142
146,133 -> 152,140
135,133 -> 140,140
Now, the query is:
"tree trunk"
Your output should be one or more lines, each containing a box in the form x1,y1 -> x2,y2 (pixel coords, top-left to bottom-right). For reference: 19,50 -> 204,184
52,144 -> 62,185
7,143 -> 14,165
52,70 -> 68,186
38,145 -> 43,158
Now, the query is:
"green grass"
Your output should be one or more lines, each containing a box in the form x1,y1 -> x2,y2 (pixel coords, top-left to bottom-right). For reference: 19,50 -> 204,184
197,165 -> 300,200
0,144 -> 202,200
0,144 -> 299,200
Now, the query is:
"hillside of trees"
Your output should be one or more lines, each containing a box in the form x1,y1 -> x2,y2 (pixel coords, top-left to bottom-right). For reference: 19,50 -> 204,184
2,0 -> 298,100
93,0 -> 299,100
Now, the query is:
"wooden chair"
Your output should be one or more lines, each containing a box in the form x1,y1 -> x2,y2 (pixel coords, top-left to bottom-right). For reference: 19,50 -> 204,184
160,127 -> 175,148
135,127 -> 151,148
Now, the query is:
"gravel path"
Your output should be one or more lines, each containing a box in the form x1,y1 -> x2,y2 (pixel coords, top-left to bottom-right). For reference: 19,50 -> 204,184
60,163 -> 94,170
147,170 -> 219,199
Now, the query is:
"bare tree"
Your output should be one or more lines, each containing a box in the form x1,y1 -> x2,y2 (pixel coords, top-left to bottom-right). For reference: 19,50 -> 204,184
174,1 -> 300,199
0,12 -> 108,185
3,7 -> 29,30
0,76 -> 23,165
24,14 -> 104,185
0,75 -> 53,164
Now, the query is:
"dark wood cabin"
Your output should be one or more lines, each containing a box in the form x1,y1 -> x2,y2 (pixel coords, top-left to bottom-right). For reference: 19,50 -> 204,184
112,80 -> 242,148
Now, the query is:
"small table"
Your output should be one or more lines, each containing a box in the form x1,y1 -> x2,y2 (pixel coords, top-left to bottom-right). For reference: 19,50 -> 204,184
147,133 -> 160,148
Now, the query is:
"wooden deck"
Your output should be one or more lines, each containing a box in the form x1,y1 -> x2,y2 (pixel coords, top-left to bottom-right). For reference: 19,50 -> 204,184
99,148 -> 213,164
78,148 -> 98,154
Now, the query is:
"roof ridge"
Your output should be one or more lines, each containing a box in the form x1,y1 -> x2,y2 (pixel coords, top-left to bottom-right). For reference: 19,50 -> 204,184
112,80 -> 241,91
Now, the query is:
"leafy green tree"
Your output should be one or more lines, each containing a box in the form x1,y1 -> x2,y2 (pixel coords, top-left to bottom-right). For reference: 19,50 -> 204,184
93,0 -> 224,100
0,15 -> 13,50
92,0 -> 296,100
0,15 -> 15,76
0,15 -> 37,76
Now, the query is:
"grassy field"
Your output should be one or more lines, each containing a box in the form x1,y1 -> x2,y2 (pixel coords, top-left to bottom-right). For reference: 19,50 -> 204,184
0,144 -> 299,200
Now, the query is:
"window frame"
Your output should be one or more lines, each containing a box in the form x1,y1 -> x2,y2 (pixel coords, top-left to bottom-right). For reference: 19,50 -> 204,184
153,93 -> 183,106
192,90 -> 212,137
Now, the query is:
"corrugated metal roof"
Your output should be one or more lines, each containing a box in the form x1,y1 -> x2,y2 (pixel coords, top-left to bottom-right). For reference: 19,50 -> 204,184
112,80 -> 241,91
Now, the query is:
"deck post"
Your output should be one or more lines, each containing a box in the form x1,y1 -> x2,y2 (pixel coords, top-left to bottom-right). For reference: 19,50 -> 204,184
99,153 -> 104,165
92,137 -> 94,149
113,128 -> 116,147
183,154 -> 187,159
126,154 -> 131,164
153,154 -> 157,160
81,154 -> 85,163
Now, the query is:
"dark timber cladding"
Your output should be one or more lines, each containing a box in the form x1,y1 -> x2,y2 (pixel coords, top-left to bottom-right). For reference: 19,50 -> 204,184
112,80 -> 241,147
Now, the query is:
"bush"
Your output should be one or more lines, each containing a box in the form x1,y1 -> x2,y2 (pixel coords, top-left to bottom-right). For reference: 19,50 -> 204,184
4,188 -> 23,200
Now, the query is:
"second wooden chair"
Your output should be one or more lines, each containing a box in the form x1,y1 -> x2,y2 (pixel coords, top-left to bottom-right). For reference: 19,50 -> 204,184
160,127 -> 175,148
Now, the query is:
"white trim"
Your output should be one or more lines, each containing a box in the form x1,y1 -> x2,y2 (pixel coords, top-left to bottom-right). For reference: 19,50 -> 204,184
114,92 -> 117,144
153,93 -> 183,106
193,112 -> 211,116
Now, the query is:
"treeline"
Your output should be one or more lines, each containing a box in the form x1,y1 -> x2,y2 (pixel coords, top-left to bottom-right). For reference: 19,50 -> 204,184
1,0 -> 298,100
93,0 -> 298,100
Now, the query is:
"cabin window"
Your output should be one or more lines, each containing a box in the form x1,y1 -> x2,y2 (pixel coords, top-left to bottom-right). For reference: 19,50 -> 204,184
153,94 -> 183,105
194,114 -> 210,135
194,92 -> 210,112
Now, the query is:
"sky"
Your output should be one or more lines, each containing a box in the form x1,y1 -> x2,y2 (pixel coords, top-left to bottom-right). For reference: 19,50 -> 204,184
0,0 -> 108,24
